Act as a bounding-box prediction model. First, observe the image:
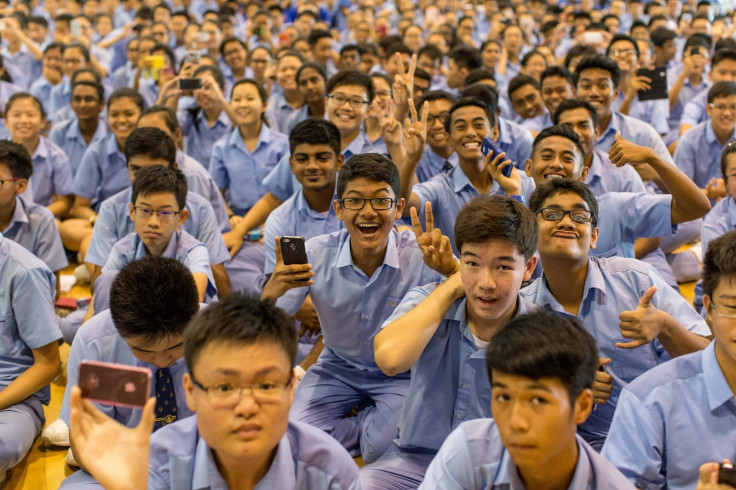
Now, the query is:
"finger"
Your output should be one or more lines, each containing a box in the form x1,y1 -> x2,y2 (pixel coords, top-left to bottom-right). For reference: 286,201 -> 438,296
420,100 -> 429,126
616,338 -> 648,349
599,357 -> 611,366
408,53 -> 417,79
439,234 -> 451,256
615,131 -> 622,140
424,201 -> 434,234
698,462 -> 720,484
410,206 -> 424,237
618,311 -> 635,322
396,52 -> 406,78
409,98 -> 418,124
273,236 -> 284,265
137,396 -> 157,434
638,286 -> 657,308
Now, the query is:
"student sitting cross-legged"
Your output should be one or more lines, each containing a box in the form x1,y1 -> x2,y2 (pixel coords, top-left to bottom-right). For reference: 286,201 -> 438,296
360,196 -> 538,489
420,311 -> 634,489
57,256 -> 200,486
67,294 -> 360,490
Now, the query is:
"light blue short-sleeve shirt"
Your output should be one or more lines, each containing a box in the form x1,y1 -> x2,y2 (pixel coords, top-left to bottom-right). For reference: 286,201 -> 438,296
585,149 -> 646,196
178,108 -> 231,170
674,121 -> 736,189
49,118 -> 108,176
701,196 -> 736,257
73,132 -> 129,206
595,111 -> 675,166
15,136 -> 75,206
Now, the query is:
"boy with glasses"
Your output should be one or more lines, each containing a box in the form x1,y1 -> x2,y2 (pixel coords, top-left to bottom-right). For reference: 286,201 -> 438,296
603,230 -> 736,489
67,294 -> 360,489
522,177 -> 710,449
413,91 -> 458,183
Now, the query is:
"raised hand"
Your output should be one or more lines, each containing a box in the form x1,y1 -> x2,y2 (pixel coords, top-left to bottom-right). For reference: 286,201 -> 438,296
403,98 -> 429,161
379,98 -> 403,148
609,131 -> 655,167
261,236 -> 313,300
393,53 -> 417,121
410,202 -> 456,275
617,286 -> 661,349
485,148 -> 521,196
593,358 -> 613,405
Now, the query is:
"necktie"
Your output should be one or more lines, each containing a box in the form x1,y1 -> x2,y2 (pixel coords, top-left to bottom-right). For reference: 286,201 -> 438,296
154,367 -> 177,431
442,160 -> 454,172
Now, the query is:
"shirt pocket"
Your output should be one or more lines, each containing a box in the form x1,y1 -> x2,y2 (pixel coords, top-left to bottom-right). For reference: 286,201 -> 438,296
0,313 -> 18,357
382,296 -> 403,324
611,338 -> 657,382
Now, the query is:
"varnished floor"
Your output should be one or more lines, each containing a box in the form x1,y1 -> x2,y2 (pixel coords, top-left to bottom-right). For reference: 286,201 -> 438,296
7,268 -> 697,490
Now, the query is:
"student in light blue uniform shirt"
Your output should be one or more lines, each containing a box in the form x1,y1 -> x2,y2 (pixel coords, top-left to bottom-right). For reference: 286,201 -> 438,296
666,35 -> 711,137
702,143 -> 736,256
265,51 -> 305,133
49,80 -> 108,176
0,75 -> 23,113
675,81 -> 736,197
412,91 -> 459,182
680,49 -> 736,134
284,62 -> 328,134
522,178 -> 710,450
210,79 -> 289,217
602,231 -> 736,490
400,97 -> 535,256
0,232 -> 61,483
574,54 -> 676,165
263,154 -> 447,464
66,294 -> 360,490
421,311 -> 634,490
361,197 -> 538,489
4,93 -> 74,217
47,45 -> 91,122
57,257 -> 200,488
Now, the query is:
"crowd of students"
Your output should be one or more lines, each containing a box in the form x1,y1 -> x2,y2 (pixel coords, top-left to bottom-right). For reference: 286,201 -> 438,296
1,0 -> 736,487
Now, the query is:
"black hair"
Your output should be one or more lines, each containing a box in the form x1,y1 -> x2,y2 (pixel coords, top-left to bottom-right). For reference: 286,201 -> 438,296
445,96 -> 497,133
650,26 -> 678,47
574,54 -> 622,90
6,92 -> 45,119
606,33 -> 640,57
563,44 -> 598,70
108,87 -> 145,112
464,68 -> 496,87
553,98 -> 599,128
184,293 -> 298,373
521,49 -> 546,67
540,65 -> 575,89
529,177 -> 599,226
708,81 -> 736,103
62,43 -> 90,62
139,105 -> 180,133
414,67 -> 431,83
289,118 -> 341,157
340,44 -> 360,55
685,32 -> 713,51
193,64 -> 225,90
385,42 -> 413,59
110,256 -> 199,343
461,84 -> 499,113
219,36 -> 247,57
508,74 -> 539,100
71,67 -> 101,85
130,164 -> 188,212
0,140 -> 32,179
43,42 -> 64,55
326,69 -> 375,104
297,61 -> 327,83
713,51 -> 736,73
336,153 -> 400,199
231,78 -> 269,109
71,80 -> 104,104
455,196 -> 538,259
702,230 -> 736,299
486,310 -> 598,405
135,6 -> 154,21
124,126 -> 177,165
28,15 -> 47,28
418,44 -> 443,62
417,90 -> 457,112
307,28 -> 332,46
449,45 -> 482,71
721,139 -> 736,179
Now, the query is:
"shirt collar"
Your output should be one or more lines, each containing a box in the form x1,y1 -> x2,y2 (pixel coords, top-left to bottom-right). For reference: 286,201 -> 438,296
342,131 -> 369,159
33,137 -> 50,161
253,432 -> 296,489
196,107 -> 230,128
598,111 -> 622,143
585,150 -> 605,185
426,147 -> 458,171
105,132 -> 121,156
450,165 -> 476,193
537,258 -> 607,312
133,231 -> 179,259
706,120 -> 736,145
8,196 -> 29,227
295,185 -> 338,217
230,124 -> 271,153
335,228 -> 400,270
191,432 -> 228,490
728,198 -> 736,229
703,341 -> 736,412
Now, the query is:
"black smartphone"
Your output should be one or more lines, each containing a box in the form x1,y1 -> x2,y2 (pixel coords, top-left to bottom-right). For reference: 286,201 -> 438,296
78,361 -> 151,408
178,78 -> 203,90
689,46 -> 701,56
481,137 -> 513,178
719,463 -> 736,488
280,236 -> 309,282
636,67 -> 668,101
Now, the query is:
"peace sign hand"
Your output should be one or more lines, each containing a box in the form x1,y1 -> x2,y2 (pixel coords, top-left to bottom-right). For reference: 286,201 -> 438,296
403,99 -> 429,161
410,202 -> 457,276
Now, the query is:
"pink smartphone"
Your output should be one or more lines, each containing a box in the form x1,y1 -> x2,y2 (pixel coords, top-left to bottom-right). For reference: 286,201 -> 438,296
78,361 -> 151,408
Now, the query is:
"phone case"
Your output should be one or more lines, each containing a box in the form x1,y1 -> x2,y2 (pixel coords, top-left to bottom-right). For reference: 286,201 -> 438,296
280,236 -> 308,265
78,361 -> 151,408
482,137 -> 512,177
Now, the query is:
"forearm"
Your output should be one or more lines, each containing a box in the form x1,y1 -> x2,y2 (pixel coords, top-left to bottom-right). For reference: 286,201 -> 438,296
618,91 -> 635,115
647,154 -> 710,223
0,343 -> 60,411
193,272 -> 208,302
374,282 -> 461,376
233,192 -> 283,238
89,56 -> 107,78
211,263 -> 231,297
399,153 -> 420,205
18,33 -> 42,60
634,237 -> 661,259
656,312 -> 710,357
669,73 -> 686,111
47,195 -> 72,217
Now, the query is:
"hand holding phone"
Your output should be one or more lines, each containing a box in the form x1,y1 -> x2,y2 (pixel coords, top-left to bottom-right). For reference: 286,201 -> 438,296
481,137 -> 513,178
178,78 -> 203,90
635,67 -> 668,101
78,361 -> 151,408
262,237 -> 313,300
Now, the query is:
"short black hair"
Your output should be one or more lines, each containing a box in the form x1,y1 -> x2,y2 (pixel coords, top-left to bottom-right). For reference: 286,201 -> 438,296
124,126 -> 177,165
529,177 -> 599,226
138,105 -> 180,133
445,96 -> 497,133
0,140 -> 32,179
193,64 -> 226,90
326,69 -> 375,104
289,119 -> 341,157
708,80 -> 736,103
63,43 -> 90,62
184,294 -> 298,374
563,44 -> 597,70
553,98 -> 599,128
131,164 -> 188,211
508,74 -> 539,99
464,68 -> 495,87
108,87 -> 145,113
720,139 -> 736,179
418,44 -> 443,62
702,230 -> 736,299
712,49 -> 736,68
521,49 -> 546,67
685,32 -> 713,51
43,41 -> 64,55
449,45 -> 482,71
461,84 -> 499,113
110,256 -> 199,343
6,92 -> 45,119
336,153 -> 400,199
650,26 -> 677,47
455,196 -> 538,259
385,42 -> 412,59
606,33 -> 640,57
414,67 -> 431,83
486,310 -> 598,405
574,54 -> 622,89
416,90 -> 457,116
540,65 -> 574,89
71,80 -> 104,103
296,61 -> 328,83
714,38 -> 736,53
307,28 -> 332,46
340,44 -> 360,55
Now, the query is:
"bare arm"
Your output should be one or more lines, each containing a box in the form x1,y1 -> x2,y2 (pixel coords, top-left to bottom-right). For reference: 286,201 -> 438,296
47,194 -> 73,218
223,192 -> 283,257
69,196 -> 97,220
0,342 -> 60,411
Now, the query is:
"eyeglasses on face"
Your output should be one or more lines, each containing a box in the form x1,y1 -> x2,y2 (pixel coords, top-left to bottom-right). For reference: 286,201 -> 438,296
535,207 -> 595,224
337,197 -> 397,210
133,207 -> 180,221
189,373 -> 293,407
328,93 -> 369,109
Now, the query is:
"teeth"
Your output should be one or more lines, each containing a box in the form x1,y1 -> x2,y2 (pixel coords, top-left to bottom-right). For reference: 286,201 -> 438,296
463,142 -> 480,148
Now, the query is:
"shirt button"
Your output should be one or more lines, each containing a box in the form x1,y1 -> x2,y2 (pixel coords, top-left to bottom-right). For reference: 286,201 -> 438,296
455,413 -> 462,419
461,383 -> 469,390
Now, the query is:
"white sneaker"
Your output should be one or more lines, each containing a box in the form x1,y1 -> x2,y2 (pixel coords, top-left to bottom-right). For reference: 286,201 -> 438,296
66,448 -> 79,467
74,264 -> 91,284
41,418 -> 70,446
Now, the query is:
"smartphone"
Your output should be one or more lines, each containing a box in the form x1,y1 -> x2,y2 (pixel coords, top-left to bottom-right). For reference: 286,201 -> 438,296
70,18 -> 81,37
636,67 -> 668,101
198,31 -> 210,43
78,360 -> 151,408
183,50 -> 201,64
481,137 -> 513,178
689,46 -> 702,56
178,77 -> 203,90
718,462 -> 736,488
280,236 -> 309,281
582,31 -> 603,44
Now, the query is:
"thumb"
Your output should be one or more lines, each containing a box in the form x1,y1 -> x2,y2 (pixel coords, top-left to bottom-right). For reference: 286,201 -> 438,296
137,396 -> 157,435
274,236 -> 284,264
615,131 -> 622,140
599,357 -> 611,366
638,286 -> 657,308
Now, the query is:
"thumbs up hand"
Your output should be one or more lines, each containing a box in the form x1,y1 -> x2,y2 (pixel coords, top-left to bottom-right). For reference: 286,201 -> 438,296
608,131 -> 656,168
617,286 -> 661,349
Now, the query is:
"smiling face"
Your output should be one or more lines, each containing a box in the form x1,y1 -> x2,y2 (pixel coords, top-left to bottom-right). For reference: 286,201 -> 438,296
608,39 -> 638,73
129,191 -> 188,256
704,275 -> 736,377
276,55 -> 302,92
334,176 -> 404,260
534,191 -> 598,263
511,83 -> 546,120
184,340 -> 294,468
707,94 -> 736,135
289,143 -> 342,192
426,98 -> 453,152
556,107 -> 598,158
460,240 -> 536,329
449,105 -> 498,162
491,372 -> 590,475
326,84 -> 369,138
525,136 -> 586,184
231,82 -> 266,127
540,75 -> 574,115
222,40 -> 247,71
575,67 -> 618,121
297,67 -> 326,104
124,334 -> 184,368
710,59 -> 736,84
71,84 -> 104,123
6,97 -> 45,143
108,97 -> 142,146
